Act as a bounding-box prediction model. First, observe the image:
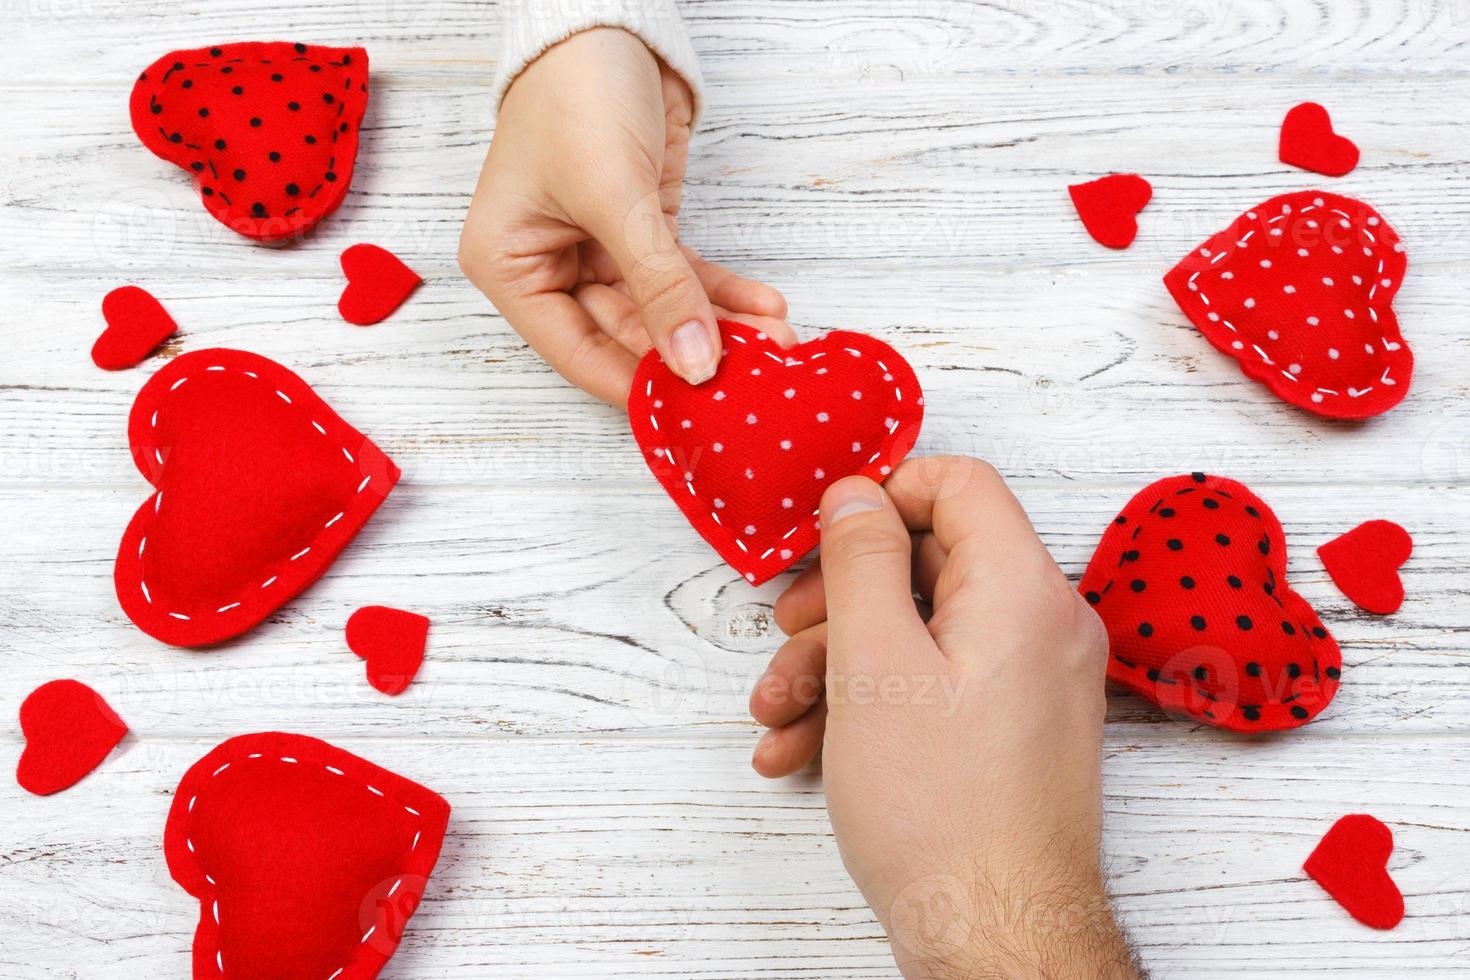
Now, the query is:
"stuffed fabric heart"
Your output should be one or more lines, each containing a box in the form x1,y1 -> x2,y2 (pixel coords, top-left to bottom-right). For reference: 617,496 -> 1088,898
628,320 -> 923,584
130,42 -> 368,242
1164,190 -> 1410,419
114,349 -> 399,647
1080,472 -> 1341,732
164,732 -> 450,979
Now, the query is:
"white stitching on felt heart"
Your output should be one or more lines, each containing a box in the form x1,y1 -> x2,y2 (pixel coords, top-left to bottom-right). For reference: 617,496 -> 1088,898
642,325 -> 920,582
183,750 -> 425,978
134,364 -> 375,622
1181,197 -> 1404,406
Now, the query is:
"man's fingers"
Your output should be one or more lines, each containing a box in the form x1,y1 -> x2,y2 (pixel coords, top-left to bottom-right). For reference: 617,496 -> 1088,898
588,192 -> 721,385
884,456 -> 1049,607
818,477 -> 931,671
773,562 -> 825,636
495,289 -> 639,407
751,697 -> 828,779
750,622 -> 827,729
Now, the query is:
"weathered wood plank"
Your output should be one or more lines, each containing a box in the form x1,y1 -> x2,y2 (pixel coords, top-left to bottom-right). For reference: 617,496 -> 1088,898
2,735 -> 1468,978
3,483 -> 1465,738
11,0 -> 1470,83
3,75 -> 1469,273
3,264 -> 1467,488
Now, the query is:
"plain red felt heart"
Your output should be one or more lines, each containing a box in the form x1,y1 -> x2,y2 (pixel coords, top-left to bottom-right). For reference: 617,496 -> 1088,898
1068,174 -> 1152,249
1080,472 -> 1341,732
164,732 -> 450,978
1304,814 -> 1404,929
1279,102 -> 1360,178
346,606 -> 429,695
16,680 -> 128,796
94,286 -> 177,370
130,42 -> 368,242
628,320 -> 923,585
1165,190 -> 1410,419
114,349 -> 400,647
338,244 -> 422,326
1318,520 -> 1412,615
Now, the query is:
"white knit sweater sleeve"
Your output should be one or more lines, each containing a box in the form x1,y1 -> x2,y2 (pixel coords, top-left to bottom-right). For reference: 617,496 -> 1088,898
493,0 -> 705,124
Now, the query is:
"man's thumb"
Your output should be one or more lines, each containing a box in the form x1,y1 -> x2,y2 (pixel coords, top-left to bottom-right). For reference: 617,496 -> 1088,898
608,194 -> 720,384
818,477 -> 927,663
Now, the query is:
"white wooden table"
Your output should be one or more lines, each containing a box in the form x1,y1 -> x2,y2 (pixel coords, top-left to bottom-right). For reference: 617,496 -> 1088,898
4,1 -> 1469,976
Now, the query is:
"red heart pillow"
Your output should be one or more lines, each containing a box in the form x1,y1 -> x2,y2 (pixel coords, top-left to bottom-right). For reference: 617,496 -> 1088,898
114,349 -> 399,647
1080,472 -> 1341,731
628,320 -> 923,584
130,42 -> 368,242
164,732 -> 450,978
1165,190 -> 1410,419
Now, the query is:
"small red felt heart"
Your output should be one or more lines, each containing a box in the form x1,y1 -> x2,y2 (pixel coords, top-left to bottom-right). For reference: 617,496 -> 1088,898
165,732 -> 450,978
1080,472 -> 1342,732
16,680 -> 128,796
1318,520 -> 1411,615
1304,814 -> 1404,929
1280,102 -> 1359,178
1068,174 -> 1152,249
629,320 -> 923,585
129,42 -> 369,242
346,605 -> 429,695
94,286 -> 177,370
114,349 -> 400,647
1165,190 -> 1410,419
338,244 -> 422,326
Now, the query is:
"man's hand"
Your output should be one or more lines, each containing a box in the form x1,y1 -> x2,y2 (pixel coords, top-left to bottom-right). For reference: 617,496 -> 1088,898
459,27 -> 791,406
750,457 -> 1141,978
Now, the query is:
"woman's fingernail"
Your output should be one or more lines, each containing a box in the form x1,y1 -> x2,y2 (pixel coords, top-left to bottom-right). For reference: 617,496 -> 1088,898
824,478 -> 885,526
671,320 -> 717,383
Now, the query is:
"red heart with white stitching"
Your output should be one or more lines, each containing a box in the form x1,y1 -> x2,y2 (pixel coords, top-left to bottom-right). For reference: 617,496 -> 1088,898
1164,190 -> 1410,419
628,320 -> 923,585
130,41 -> 368,242
1080,472 -> 1342,732
114,349 -> 399,647
165,732 -> 450,978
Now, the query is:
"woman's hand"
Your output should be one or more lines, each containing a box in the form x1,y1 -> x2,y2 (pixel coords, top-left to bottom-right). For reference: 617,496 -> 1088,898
750,457 -> 1139,978
459,27 -> 792,406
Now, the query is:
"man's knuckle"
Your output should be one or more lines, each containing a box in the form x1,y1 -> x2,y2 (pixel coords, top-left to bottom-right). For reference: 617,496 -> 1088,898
828,524 -> 908,568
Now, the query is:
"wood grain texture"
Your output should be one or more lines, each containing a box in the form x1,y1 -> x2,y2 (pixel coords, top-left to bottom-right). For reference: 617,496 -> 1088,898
4,0 -> 1469,977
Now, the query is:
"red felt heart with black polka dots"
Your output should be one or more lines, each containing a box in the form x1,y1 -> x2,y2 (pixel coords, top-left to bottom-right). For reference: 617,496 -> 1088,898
1080,472 -> 1341,732
130,41 -> 368,242
1164,190 -> 1410,419
628,320 -> 923,585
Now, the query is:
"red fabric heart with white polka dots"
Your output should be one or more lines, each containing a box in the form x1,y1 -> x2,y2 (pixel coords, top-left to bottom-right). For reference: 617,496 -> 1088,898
628,321 -> 924,585
1164,190 -> 1410,419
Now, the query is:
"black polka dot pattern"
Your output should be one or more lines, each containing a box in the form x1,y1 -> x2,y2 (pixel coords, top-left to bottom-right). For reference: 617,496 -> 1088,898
129,41 -> 370,241
1077,472 -> 1342,732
